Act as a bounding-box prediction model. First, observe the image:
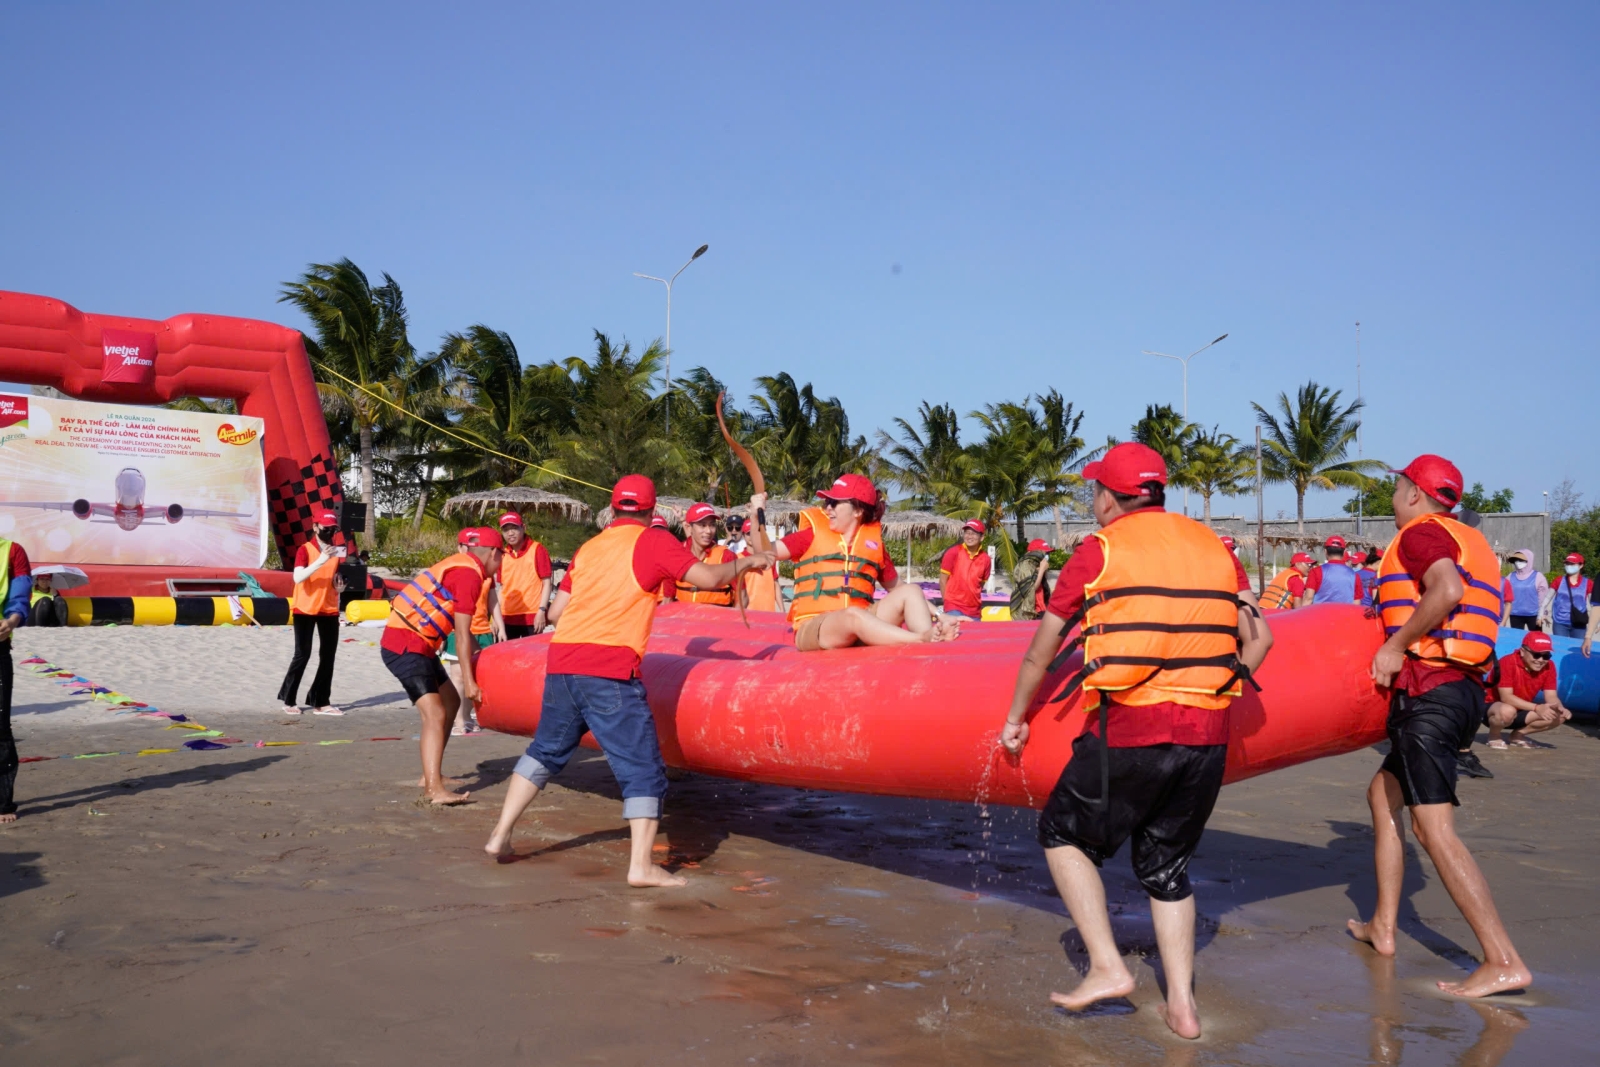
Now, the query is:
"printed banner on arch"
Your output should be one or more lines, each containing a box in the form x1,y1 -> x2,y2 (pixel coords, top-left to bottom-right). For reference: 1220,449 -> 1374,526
0,391 -> 268,567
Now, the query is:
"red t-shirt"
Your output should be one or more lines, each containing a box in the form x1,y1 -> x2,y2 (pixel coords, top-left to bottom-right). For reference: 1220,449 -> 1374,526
779,528 -> 899,586
380,559 -> 487,657
1305,563 -> 1365,602
1492,652 -> 1557,704
939,544 -> 992,616
1391,522 -> 1473,696
548,523 -> 699,679
1044,510 -> 1249,747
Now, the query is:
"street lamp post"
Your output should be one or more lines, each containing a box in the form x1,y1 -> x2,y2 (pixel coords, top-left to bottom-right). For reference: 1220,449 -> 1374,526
634,243 -> 709,433
1141,333 -> 1229,515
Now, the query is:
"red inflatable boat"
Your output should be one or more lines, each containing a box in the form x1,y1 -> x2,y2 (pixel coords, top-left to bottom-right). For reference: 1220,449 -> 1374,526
475,603 -> 1389,809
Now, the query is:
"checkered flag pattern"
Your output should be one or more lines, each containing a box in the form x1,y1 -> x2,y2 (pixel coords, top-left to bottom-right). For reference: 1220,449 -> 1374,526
267,451 -> 345,567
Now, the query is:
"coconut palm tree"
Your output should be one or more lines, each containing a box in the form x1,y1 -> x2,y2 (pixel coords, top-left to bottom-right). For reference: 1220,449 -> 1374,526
1034,390 -> 1096,547
1176,426 -> 1255,522
668,366 -> 752,502
1131,403 -> 1198,483
553,331 -> 685,507
965,400 -> 1055,566
875,401 -> 967,511
748,373 -> 868,497
279,259 -> 428,542
1252,381 -> 1387,529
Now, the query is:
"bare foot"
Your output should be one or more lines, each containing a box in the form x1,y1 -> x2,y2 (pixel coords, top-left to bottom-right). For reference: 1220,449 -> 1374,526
0,812 -> 16,824
484,830 -> 514,861
418,775 -> 466,788
1048,965 -> 1136,1011
1158,1000 -> 1202,1040
1437,960 -> 1532,998
425,789 -> 472,807
627,864 -> 688,888
937,617 -> 963,641
1347,918 -> 1396,956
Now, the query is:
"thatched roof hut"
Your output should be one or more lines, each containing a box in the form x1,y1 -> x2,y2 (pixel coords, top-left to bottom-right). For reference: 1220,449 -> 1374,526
880,509 -> 965,541
594,496 -> 712,530
442,487 -> 591,525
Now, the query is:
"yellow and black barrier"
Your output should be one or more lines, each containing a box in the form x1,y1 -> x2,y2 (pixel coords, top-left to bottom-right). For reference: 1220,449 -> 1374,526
63,597 -> 292,627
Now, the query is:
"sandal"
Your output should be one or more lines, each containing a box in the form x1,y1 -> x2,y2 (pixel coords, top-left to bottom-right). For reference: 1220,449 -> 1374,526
313,706 -> 345,716
1486,739 -> 1508,750
1509,738 -> 1535,749
282,705 -> 302,716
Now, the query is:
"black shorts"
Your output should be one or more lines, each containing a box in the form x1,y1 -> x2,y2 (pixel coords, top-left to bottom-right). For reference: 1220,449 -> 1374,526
381,648 -> 452,703
504,623 -> 535,640
1038,730 -> 1227,902
1506,614 -> 1540,631
1380,679 -> 1485,807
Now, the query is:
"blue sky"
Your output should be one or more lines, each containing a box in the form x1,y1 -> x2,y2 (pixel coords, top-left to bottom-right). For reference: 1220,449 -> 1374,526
2,2 -> 1594,518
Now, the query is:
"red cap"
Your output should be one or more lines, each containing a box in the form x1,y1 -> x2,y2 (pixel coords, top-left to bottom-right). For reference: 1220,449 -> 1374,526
817,473 -> 878,506
1347,548 -> 1368,564
649,515 -> 669,529
1220,535 -> 1236,550
962,519 -> 986,534
1026,538 -> 1052,553
314,510 -> 339,526
612,474 -> 657,512
1083,442 -> 1168,497
741,519 -> 753,533
497,511 -> 524,528
1391,454 -> 1464,509
1291,552 -> 1313,565
1521,631 -> 1553,655
685,502 -> 718,524
458,527 -> 504,549
1324,534 -> 1346,550
1567,553 -> 1585,565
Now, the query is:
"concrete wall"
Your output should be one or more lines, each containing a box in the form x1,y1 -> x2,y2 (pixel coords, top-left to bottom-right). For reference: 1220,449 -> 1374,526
1023,511 -> 1553,568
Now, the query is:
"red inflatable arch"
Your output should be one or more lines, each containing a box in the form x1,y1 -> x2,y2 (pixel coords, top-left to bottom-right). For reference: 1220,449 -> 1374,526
0,289 -> 342,572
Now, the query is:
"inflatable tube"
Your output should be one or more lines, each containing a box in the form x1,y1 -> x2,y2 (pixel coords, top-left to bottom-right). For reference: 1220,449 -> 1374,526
344,599 -> 391,623
0,290 -> 341,568
476,602 -> 1389,808
61,596 -> 290,626
1494,627 -> 1599,718
56,565 -> 294,599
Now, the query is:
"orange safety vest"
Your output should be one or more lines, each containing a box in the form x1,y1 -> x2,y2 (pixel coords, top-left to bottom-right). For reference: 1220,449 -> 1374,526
291,541 -> 340,616
1259,569 -> 1300,610
1374,513 -> 1501,674
1052,510 -> 1242,712
469,576 -> 496,636
787,507 -> 887,622
550,524 -> 658,662
385,552 -> 487,652
498,540 -> 548,617
676,543 -> 736,605
743,558 -> 780,612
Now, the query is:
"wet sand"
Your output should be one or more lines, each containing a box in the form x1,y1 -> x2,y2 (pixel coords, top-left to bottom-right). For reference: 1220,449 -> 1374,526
3,628 -> 1598,1064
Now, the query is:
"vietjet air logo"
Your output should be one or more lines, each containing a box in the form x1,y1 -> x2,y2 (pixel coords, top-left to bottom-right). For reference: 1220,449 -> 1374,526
0,395 -> 28,430
217,423 -> 259,446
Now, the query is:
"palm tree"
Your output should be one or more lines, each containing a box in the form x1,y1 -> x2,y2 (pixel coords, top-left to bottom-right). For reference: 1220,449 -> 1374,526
1252,381 -> 1386,529
554,331 -> 685,506
1034,390 -> 1096,547
668,366 -> 751,502
748,373 -> 869,497
279,259 -> 425,543
1131,404 -> 1198,482
1176,426 -> 1254,522
965,401 -> 1055,566
875,401 -> 967,511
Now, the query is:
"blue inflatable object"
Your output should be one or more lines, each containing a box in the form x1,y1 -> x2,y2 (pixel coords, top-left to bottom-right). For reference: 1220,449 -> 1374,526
1494,627 -> 1599,718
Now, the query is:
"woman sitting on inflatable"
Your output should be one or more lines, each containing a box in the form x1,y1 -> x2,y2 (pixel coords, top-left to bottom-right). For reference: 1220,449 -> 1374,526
753,474 -> 961,651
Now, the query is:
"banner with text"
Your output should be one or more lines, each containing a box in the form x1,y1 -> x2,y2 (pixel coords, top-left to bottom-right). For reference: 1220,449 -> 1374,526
0,392 -> 267,567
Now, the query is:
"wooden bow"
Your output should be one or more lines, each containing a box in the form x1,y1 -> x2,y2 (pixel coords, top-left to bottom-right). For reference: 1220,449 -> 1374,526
717,391 -> 770,628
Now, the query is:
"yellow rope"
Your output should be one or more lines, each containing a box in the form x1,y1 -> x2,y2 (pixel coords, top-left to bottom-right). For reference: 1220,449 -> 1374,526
312,361 -> 609,493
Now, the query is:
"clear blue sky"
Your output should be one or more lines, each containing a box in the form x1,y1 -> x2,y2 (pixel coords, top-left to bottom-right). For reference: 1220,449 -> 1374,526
3,2 -> 1594,518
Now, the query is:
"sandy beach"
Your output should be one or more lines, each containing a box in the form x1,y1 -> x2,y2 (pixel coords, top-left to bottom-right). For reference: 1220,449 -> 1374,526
2,626 -> 1597,1065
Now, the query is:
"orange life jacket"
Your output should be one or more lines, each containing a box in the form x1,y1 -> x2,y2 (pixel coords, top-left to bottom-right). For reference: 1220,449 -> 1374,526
1259,569 -> 1300,610
498,539 -> 548,617
469,576 -> 496,636
788,507 -> 887,622
675,543 -> 736,605
550,524 -> 657,662
1374,513 -> 1501,675
743,558 -> 780,612
385,552 -> 487,652
1053,510 -> 1242,712
291,540 -> 340,616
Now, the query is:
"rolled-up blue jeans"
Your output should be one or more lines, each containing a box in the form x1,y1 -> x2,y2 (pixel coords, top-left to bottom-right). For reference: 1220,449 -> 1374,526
1552,623 -> 1585,639
513,673 -> 668,820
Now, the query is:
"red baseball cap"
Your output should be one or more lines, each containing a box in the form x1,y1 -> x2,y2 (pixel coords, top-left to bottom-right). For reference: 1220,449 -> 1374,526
1291,552 -> 1313,565
497,511 -> 524,528
458,527 -> 504,549
314,509 -> 339,526
817,473 -> 877,506
1026,538 -> 1052,553
1521,631 -> 1553,655
1566,553 -> 1585,565
649,515 -> 669,529
612,474 -> 657,512
1083,442 -> 1168,497
1220,535 -> 1236,550
1324,534 -> 1346,550
1391,454 -> 1464,509
685,502 -> 718,524
741,519 -> 753,533
962,519 -> 986,534
1347,548 -> 1368,563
